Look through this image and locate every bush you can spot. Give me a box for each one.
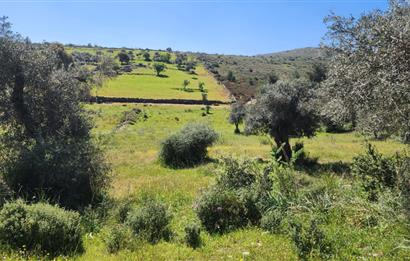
[2,139,110,210]
[104,225,133,254]
[396,155,410,213]
[216,157,258,190]
[291,220,333,260]
[115,198,133,223]
[159,123,218,168]
[126,200,172,243]
[0,200,83,256]
[184,223,201,249]
[0,178,12,207]
[195,188,248,234]
[260,209,285,234]
[80,197,112,233]
[352,144,397,199]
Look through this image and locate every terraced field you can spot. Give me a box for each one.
[66,47,230,102]
[94,64,230,101]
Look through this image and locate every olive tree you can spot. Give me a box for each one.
[229,102,246,134]
[143,51,151,61]
[153,63,166,76]
[245,80,319,161]
[118,52,130,64]
[183,79,190,91]
[0,18,109,209]
[321,1,410,140]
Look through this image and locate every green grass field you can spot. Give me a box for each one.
[62,103,407,261]
[66,47,230,101]
[94,64,230,101]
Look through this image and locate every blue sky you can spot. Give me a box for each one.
[1,0,388,55]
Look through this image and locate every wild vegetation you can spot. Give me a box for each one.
[0,1,409,260]
[197,47,329,99]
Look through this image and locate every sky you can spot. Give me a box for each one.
[1,0,388,55]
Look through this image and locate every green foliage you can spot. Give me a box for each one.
[117,52,130,64]
[322,1,410,137]
[183,79,190,91]
[291,220,333,260]
[307,62,327,83]
[142,51,151,61]
[153,62,166,76]
[228,101,246,134]
[104,225,133,254]
[0,200,83,257]
[268,72,279,84]
[118,107,148,127]
[198,81,205,92]
[216,156,258,190]
[80,198,112,233]
[246,80,319,162]
[0,178,12,208]
[260,209,285,234]
[397,156,410,213]
[159,123,218,168]
[184,223,201,249]
[2,139,110,210]
[199,47,327,99]
[126,199,172,243]
[352,144,397,199]
[115,198,133,223]
[153,52,171,64]
[0,23,110,210]
[227,71,236,82]
[195,187,248,234]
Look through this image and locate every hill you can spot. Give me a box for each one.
[66,45,328,101]
[196,47,329,99]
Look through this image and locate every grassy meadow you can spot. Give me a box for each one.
[61,103,407,261]
[66,47,230,101]
[94,64,230,101]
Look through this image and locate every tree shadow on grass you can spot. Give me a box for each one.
[171,88,200,93]
[157,74,169,78]
[295,160,351,176]
[160,157,218,170]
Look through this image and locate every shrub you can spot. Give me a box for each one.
[184,223,201,249]
[260,209,285,234]
[216,157,258,189]
[118,107,147,126]
[396,155,410,213]
[195,188,248,234]
[80,197,112,233]
[104,225,133,254]
[236,188,262,225]
[159,123,218,168]
[126,200,172,243]
[352,144,397,199]
[115,198,133,223]
[0,200,83,256]
[291,220,333,260]
[0,178,12,207]
[2,139,110,210]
